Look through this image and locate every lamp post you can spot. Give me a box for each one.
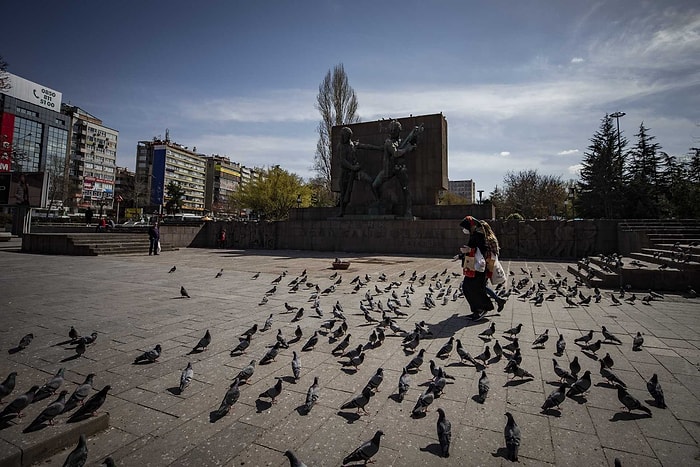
[610,111,625,155]
[477,190,484,205]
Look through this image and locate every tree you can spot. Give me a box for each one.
[577,114,627,218]
[314,63,360,203]
[230,165,308,221]
[624,123,664,218]
[0,55,10,91]
[492,170,567,219]
[165,181,185,214]
[44,153,68,218]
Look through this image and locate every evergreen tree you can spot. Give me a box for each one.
[625,123,663,218]
[577,115,627,218]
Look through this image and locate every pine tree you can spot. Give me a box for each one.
[625,123,663,218]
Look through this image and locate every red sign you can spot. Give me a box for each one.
[117,195,123,202]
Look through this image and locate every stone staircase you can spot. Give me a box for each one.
[567,220,700,292]
[22,233,178,256]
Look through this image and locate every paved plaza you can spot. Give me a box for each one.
[1,243,699,466]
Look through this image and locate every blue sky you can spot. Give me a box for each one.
[4,0,699,195]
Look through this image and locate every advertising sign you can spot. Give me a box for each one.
[5,73,62,111]
[0,172,46,207]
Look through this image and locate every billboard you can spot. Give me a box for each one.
[0,172,47,207]
[5,73,62,111]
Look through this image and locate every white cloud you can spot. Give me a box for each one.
[557,149,579,156]
[570,57,585,63]
[568,164,584,176]
[500,151,511,156]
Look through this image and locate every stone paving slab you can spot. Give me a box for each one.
[0,247,699,466]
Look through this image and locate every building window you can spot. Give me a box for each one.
[12,117,43,172]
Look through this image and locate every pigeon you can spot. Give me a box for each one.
[259,377,283,404]
[261,314,273,332]
[503,323,523,338]
[541,382,569,411]
[504,412,521,462]
[492,340,503,360]
[476,370,490,403]
[62,433,88,467]
[555,334,566,355]
[284,302,298,312]
[632,332,644,351]
[397,367,410,402]
[600,360,626,387]
[601,326,622,344]
[646,374,666,408]
[342,430,384,465]
[231,334,252,355]
[302,331,319,351]
[235,360,256,384]
[24,390,68,431]
[0,385,39,418]
[291,351,301,381]
[332,334,352,355]
[35,368,66,402]
[179,363,193,394]
[74,340,87,358]
[304,376,319,413]
[168,265,176,273]
[509,348,523,366]
[76,332,98,346]
[436,408,452,457]
[479,323,496,339]
[215,379,240,417]
[260,342,282,365]
[580,339,602,354]
[474,345,491,367]
[283,450,307,467]
[251,272,261,279]
[67,384,110,422]
[0,372,17,403]
[455,340,479,366]
[69,326,79,340]
[134,344,161,364]
[601,352,615,369]
[406,348,426,372]
[532,329,549,348]
[292,308,304,322]
[436,337,454,359]
[617,384,652,415]
[365,368,384,393]
[552,358,576,383]
[566,370,592,398]
[403,333,420,352]
[258,296,269,306]
[574,330,594,345]
[340,386,374,415]
[242,324,258,339]
[191,330,211,353]
[412,383,435,415]
[343,352,365,370]
[569,356,581,378]
[63,373,95,413]
[180,286,190,298]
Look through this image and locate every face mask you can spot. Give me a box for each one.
[462,228,470,235]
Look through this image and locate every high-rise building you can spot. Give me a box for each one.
[62,105,118,211]
[204,155,241,215]
[136,137,206,214]
[448,179,476,204]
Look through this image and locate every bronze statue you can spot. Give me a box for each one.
[337,127,381,217]
[372,120,422,218]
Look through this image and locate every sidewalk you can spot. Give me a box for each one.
[0,247,698,466]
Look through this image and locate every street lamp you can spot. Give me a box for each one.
[477,190,484,205]
[610,111,625,155]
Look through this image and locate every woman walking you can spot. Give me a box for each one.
[458,216,494,320]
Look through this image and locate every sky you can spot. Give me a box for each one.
[3,0,699,195]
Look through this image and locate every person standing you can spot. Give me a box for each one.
[218,227,227,248]
[458,216,494,320]
[482,221,508,312]
[148,222,160,255]
[85,206,93,226]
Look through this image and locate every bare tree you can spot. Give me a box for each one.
[0,55,10,91]
[314,64,360,200]
[45,153,68,218]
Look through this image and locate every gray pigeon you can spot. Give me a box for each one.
[566,370,592,398]
[412,383,435,416]
[69,326,80,340]
[231,334,252,355]
[600,360,626,387]
[503,323,523,338]
[179,363,193,394]
[476,370,490,403]
[0,385,39,418]
[555,334,566,355]
[504,412,521,462]
[180,286,190,298]
[479,323,496,340]
[332,334,351,354]
[601,326,622,344]
[474,345,491,367]
[17,333,34,350]
[552,359,576,383]
[25,390,68,431]
[569,356,581,378]
[260,342,282,365]
[365,368,384,393]
[437,407,452,457]
[62,434,88,467]
[580,339,602,354]
[304,376,319,413]
[342,352,365,370]
[302,331,318,351]
[291,351,301,381]
[532,329,549,348]
[283,450,307,467]
[340,386,374,415]
[455,340,479,367]
[69,385,110,421]
[259,377,283,404]
[436,337,454,359]
[235,360,256,384]
[35,368,65,402]
[261,314,273,332]
[632,332,644,351]
[342,430,384,465]
[215,379,240,417]
[397,367,410,402]
[601,353,615,369]
[574,330,594,345]
[646,373,666,408]
[63,373,95,413]
[102,457,116,467]
[406,348,426,372]
[542,383,569,411]
[505,362,534,380]
[276,329,290,349]
[0,372,17,403]
[617,384,652,415]
[191,330,211,352]
[134,345,161,364]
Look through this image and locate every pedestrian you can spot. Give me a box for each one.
[107,218,116,230]
[458,216,494,321]
[85,207,93,226]
[149,221,160,255]
[96,217,107,232]
[482,221,508,312]
[218,227,226,248]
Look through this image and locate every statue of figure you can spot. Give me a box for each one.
[372,120,420,218]
[337,126,381,217]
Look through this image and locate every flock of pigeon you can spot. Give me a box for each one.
[1,259,673,466]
